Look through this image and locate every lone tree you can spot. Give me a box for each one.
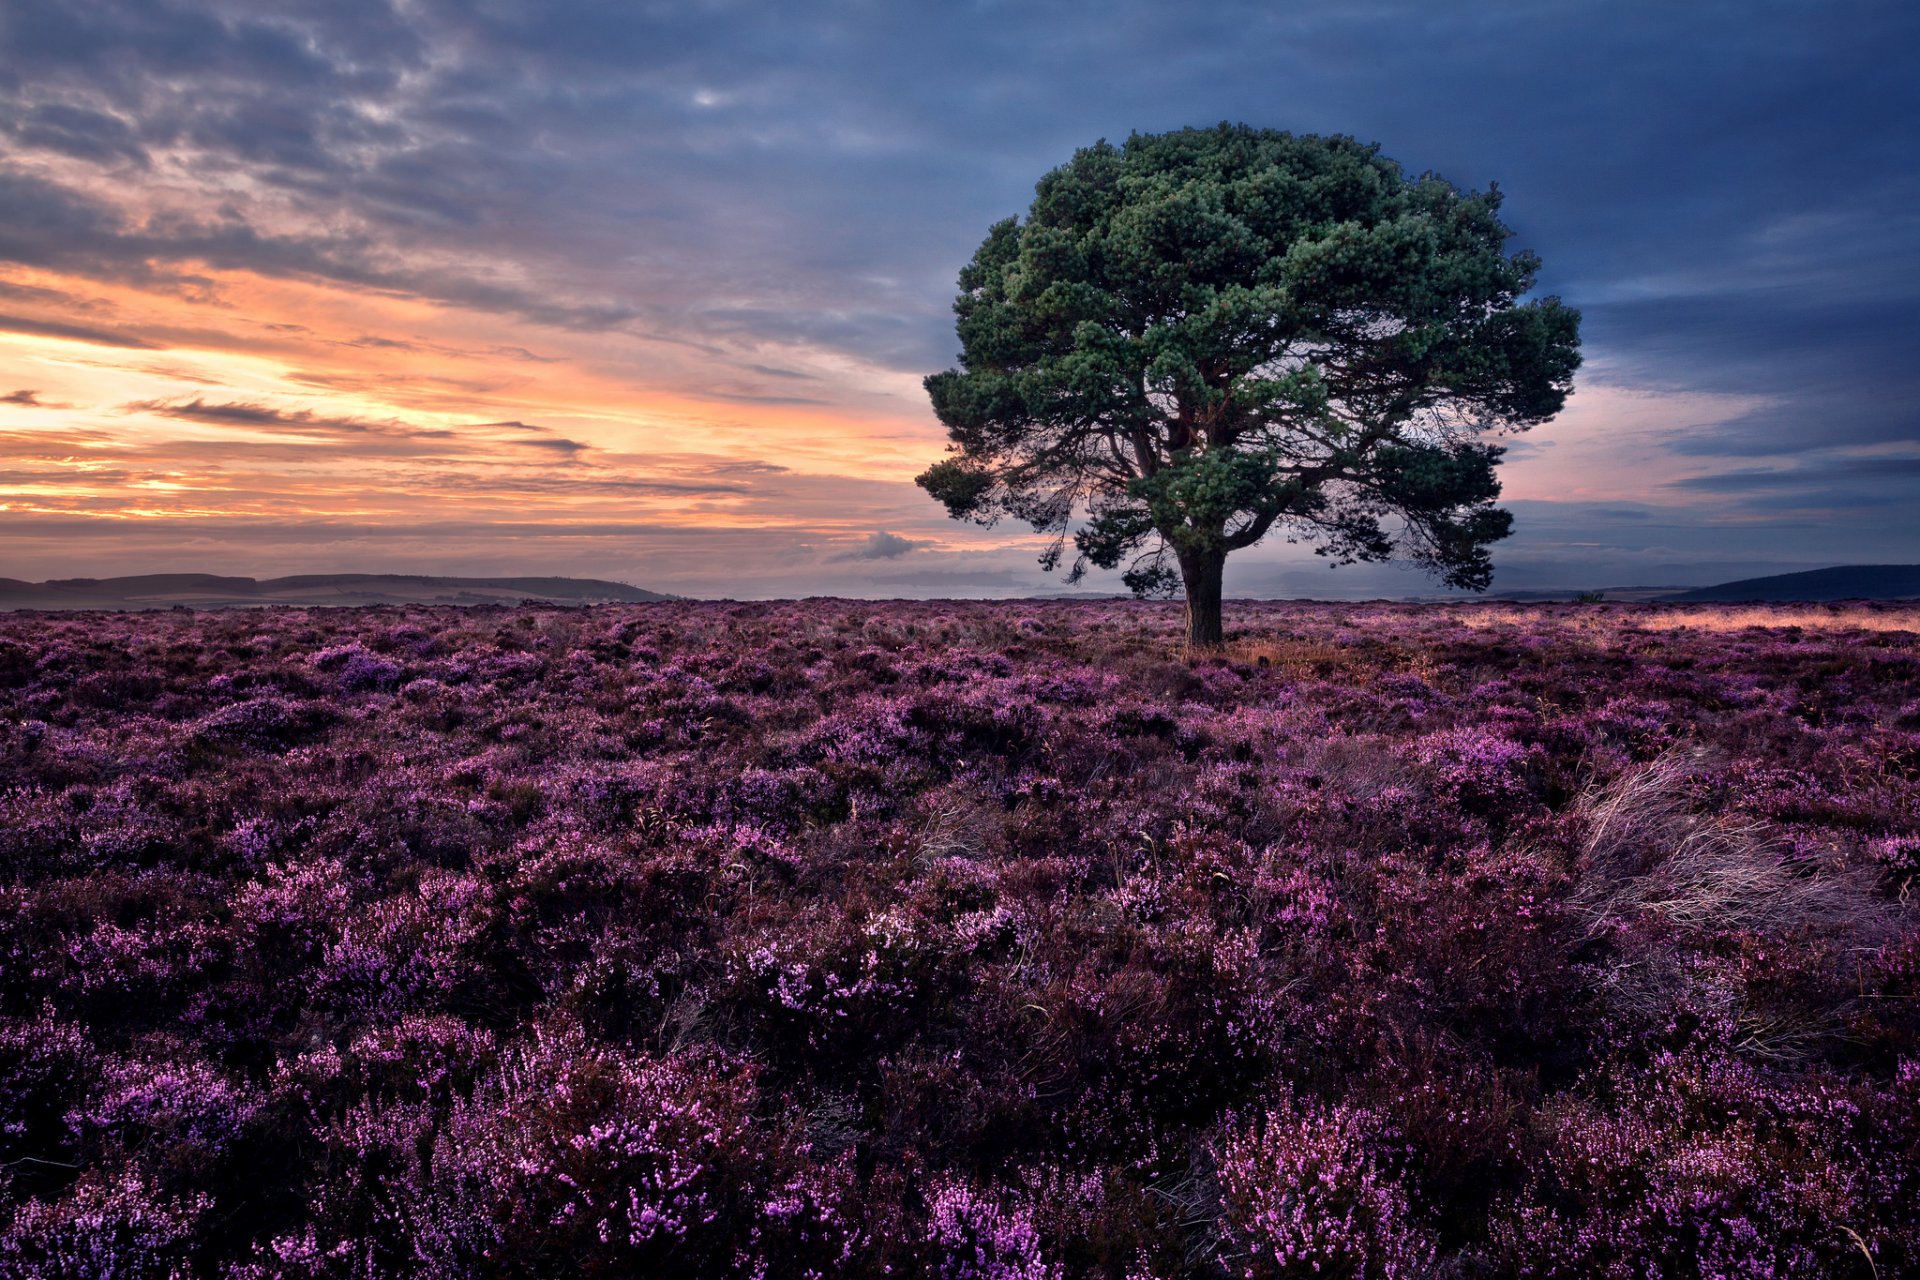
[917,125,1581,646]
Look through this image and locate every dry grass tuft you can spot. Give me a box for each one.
[1566,749,1899,1059]
[1570,751,1875,938]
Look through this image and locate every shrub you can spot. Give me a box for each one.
[0,600,1913,1274]
[1212,1097,1435,1278]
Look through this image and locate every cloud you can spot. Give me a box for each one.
[479,422,591,455]
[125,399,597,460]
[1582,288,1920,458]
[8,2,1914,396]
[1670,457,1920,493]
[0,167,645,333]
[691,389,834,407]
[843,530,925,560]
[0,310,160,349]
[4,101,150,168]
[131,398,400,430]
[392,471,750,498]
[2,389,58,406]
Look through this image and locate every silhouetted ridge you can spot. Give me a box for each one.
[0,573,676,610]
[1664,565,1920,602]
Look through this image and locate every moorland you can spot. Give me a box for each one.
[1,599,1916,1277]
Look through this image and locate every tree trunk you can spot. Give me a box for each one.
[1180,548,1226,649]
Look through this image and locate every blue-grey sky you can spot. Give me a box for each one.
[1,0,1915,596]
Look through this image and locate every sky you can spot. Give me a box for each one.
[1,0,1915,599]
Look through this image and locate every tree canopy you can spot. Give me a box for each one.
[917,124,1582,645]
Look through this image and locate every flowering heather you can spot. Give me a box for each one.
[0,599,1916,1277]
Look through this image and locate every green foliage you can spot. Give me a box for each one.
[917,123,1582,614]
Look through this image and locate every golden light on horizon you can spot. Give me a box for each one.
[0,253,966,591]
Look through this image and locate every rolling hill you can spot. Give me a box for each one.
[0,574,675,610]
[1663,564,1920,603]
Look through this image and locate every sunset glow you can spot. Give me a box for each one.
[0,254,988,594]
[3,1,1914,595]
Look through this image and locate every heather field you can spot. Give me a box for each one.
[2,599,1918,1279]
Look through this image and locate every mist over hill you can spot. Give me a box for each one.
[0,574,674,611]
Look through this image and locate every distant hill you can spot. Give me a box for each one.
[0,574,676,611]
[1483,586,1691,604]
[1663,565,1920,603]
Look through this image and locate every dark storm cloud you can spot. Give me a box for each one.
[2,0,1915,579]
